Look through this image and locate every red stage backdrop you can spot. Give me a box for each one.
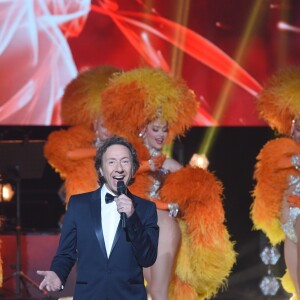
[1,0,300,126]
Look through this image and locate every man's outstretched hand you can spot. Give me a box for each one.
[37,270,62,292]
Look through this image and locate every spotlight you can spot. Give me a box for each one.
[0,181,14,202]
[189,153,209,169]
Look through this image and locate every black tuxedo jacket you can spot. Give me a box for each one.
[50,188,158,300]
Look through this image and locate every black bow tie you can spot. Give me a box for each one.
[105,193,116,204]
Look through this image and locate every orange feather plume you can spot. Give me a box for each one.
[160,166,236,299]
[257,67,300,135]
[61,65,120,126]
[101,68,199,141]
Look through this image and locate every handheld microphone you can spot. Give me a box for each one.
[117,181,127,228]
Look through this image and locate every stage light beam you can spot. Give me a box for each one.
[199,0,266,157]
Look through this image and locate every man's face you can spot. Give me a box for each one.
[100,144,132,193]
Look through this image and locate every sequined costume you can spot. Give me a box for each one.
[281,175,300,244]
[281,207,300,243]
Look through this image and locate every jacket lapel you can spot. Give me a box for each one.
[110,222,122,254]
[90,189,108,260]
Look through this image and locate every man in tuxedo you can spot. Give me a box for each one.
[37,136,159,300]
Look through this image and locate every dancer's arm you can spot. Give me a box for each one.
[66,147,96,160]
[136,155,166,174]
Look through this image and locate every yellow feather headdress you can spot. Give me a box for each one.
[100,68,199,141]
[61,65,120,126]
[257,66,300,135]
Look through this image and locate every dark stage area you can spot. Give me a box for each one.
[0,126,291,299]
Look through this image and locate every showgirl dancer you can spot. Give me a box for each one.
[100,67,236,300]
[251,67,300,299]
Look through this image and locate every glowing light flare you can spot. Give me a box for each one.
[0,182,14,202]
[215,21,232,31]
[91,4,262,97]
[189,153,209,169]
[277,21,300,33]
[270,2,289,10]
[270,4,280,9]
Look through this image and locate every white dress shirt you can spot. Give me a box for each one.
[101,185,120,257]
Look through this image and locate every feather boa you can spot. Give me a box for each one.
[129,139,236,299]
[44,125,98,202]
[251,137,300,245]
[252,137,300,298]
[161,166,236,299]
[281,271,297,300]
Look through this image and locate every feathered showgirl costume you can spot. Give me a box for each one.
[251,67,300,299]
[101,68,236,299]
[44,65,120,202]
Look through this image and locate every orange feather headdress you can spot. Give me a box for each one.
[100,68,199,142]
[257,66,300,135]
[61,65,120,126]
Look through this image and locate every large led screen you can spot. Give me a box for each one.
[1,0,300,126]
